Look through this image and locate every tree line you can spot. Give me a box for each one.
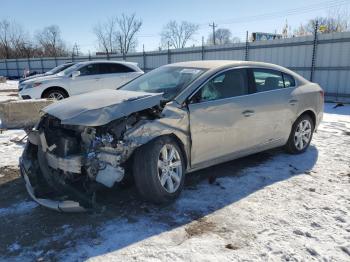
[0,11,349,59]
[0,20,68,59]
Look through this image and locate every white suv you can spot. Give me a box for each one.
[18,61,144,100]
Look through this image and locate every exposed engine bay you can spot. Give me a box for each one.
[20,106,162,211]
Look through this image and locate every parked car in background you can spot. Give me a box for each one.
[18,61,144,100]
[19,62,76,83]
[20,60,323,211]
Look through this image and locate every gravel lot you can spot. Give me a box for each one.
[0,81,349,261]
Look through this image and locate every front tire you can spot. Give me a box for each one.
[285,114,314,154]
[133,136,185,204]
[43,88,68,100]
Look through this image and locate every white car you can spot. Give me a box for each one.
[18,61,144,100]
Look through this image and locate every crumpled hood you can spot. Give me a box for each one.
[42,89,163,126]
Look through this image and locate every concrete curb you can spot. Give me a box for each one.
[0,99,54,129]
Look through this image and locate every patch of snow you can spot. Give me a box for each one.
[0,201,38,217]
[0,92,18,102]
[0,129,26,167]
[7,242,21,252]
[0,80,19,102]
[0,80,18,90]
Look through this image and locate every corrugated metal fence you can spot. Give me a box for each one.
[0,31,350,102]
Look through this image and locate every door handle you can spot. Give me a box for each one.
[289,99,298,105]
[94,78,101,80]
[242,110,255,117]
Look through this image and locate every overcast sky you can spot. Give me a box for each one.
[1,0,349,53]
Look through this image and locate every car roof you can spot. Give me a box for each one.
[74,60,142,71]
[167,60,307,83]
[76,60,137,66]
[166,60,287,70]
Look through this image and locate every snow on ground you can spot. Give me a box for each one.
[0,92,18,102]
[0,129,26,167]
[0,103,349,261]
[0,80,19,102]
[61,103,350,262]
[0,80,18,90]
[0,201,38,217]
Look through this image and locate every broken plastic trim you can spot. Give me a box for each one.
[19,157,86,212]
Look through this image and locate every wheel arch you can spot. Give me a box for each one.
[296,109,317,127]
[134,133,189,170]
[41,86,69,99]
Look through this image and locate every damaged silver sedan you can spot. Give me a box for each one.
[20,60,324,212]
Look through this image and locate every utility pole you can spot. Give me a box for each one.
[72,43,80,57]
[209,22,218,45]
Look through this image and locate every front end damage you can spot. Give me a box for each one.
[20,88,191,212]
[20,106,164,212]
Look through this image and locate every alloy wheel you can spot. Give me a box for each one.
[157,144,182,193]
[48,92,65,100]
[294,119,312,151]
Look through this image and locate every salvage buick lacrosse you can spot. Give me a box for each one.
[20,60,324,211]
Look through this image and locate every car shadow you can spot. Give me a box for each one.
[0,145,318,261]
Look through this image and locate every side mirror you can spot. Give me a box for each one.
[71,71,80,79]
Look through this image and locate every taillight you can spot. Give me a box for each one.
[319,90,324,101]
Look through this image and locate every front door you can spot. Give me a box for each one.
[68,63,102,95]
[188,68,258,166]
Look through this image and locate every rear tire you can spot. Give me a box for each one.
[285,114,314,154]
[133,136,185,204]
[43,88,68,100]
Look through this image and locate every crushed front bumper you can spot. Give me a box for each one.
[19,157,86,212]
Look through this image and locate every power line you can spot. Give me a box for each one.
[198,0,350,27]
[133,0,350,40]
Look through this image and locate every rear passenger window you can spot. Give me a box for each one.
[252,69,284,92]
[283,73,296,87]
[97,63,135,74]
[109,63,135,73]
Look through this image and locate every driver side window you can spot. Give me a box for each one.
[79,64,100,76]
[191,69,248,103]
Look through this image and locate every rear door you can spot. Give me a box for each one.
[99,63,139,89]
[247,68,298,146]
[188,68,260,166]
[68,63,102,95]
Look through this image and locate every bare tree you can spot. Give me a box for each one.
[231,37,241,43]
[282,20,292,38]
[161,21,199,48]
[93,17,118,56]
[116,14,142,55]
[0,19,12,58]
[94,14,142,55]
[0,19,35,59]
[35,25,67,57]
[207,28,233,45]
[294,9,349,36]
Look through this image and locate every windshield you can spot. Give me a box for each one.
[46,63,74,75]
[120,66,206,100]
[57,63,82,76]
